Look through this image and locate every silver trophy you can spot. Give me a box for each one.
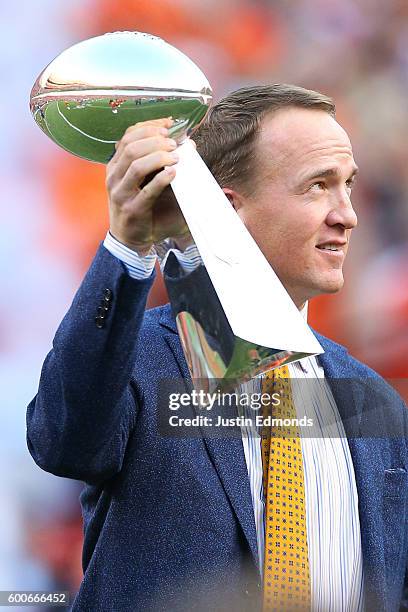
[30,31,322,391]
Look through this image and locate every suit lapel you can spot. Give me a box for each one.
[198,426,260,568]
[160,306,259,568]
[316,334,387,611]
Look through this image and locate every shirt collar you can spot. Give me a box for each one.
[294,302,310,373]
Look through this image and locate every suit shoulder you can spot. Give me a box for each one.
[316,331,381,377]
[317,332,406,408]
[141,304,166,326]
[138,303,173,341]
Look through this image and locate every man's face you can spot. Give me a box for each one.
[230,107,358,308]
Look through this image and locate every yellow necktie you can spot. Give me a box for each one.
[261,365,311,611]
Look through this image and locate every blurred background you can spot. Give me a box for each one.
[2,0,408,607]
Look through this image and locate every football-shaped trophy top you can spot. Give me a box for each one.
[30,31,213,163]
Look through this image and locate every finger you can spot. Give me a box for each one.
[110,136,178,181]
[136,166,177,211]
[112,126,171,165]
[120,150,179,193]
[113,117,173,155]
[110,127,167,167]
[124,117,173,136]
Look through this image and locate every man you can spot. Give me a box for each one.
[26,84,408,611]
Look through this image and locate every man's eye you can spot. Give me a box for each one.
[346,178,356,191]
[309,181,325,191]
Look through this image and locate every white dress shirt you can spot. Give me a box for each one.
[103,232,365,612]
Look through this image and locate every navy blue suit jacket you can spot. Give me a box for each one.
[26,246,408,611]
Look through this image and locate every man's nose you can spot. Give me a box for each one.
[326,190,358,229]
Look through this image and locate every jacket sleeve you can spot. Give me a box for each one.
[26,244,154,485]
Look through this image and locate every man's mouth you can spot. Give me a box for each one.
[315,241,347,256]
[316,244,341,251]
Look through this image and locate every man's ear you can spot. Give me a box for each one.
[222,187,246,212]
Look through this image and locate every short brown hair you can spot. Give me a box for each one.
[192,83,335,193]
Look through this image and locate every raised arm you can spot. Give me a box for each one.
[26,118,191,485]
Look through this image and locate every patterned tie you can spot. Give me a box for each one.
[261,365,311,611]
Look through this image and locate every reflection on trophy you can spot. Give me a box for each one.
[30,31,212,162]
[30,31,323,391]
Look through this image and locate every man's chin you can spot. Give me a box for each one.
[317,276,344,295]
[305,275,344,300]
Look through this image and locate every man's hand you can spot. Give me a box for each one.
[106,118,193,255]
